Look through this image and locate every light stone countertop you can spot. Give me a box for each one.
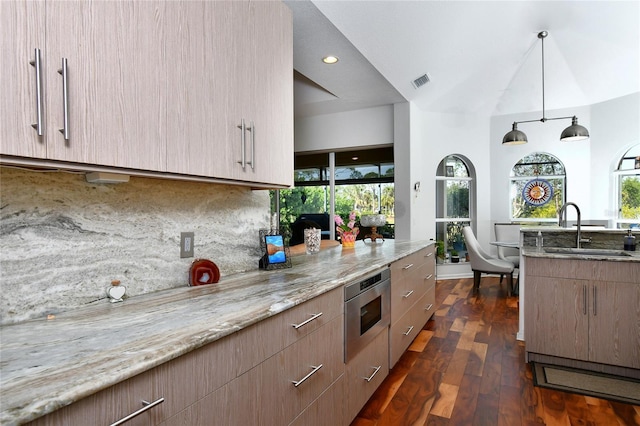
[0,239,431,426]
[521,247,640,262]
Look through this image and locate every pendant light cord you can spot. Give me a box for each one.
[540,31,546,121]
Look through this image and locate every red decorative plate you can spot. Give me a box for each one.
[189,259,220,286]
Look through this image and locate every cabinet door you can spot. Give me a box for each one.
[46,1,166,170]
[244,0,293,187]
[524,276,589,360]
[165,0,243,179]
[0,1,47,158]
[165,0,293,187]
[589,281,640,368]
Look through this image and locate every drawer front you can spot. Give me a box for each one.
[228,314,345,425]
[389,308,421,368]
[390,248,429,283]
[391,250,430,323]
[27,368,159,426]
[289,375,345,426]
[235,287,343,376]
[345,329,389,422]
[414,285,436,328]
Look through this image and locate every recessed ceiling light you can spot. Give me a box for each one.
[351,156,359,161]
[322,56,339,64]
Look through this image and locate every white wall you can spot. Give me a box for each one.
[409,109,492,245]
[393,102,412,240]
[294,105,394,152]
[591,93,640,222]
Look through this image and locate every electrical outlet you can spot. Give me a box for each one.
[180,232,194,258]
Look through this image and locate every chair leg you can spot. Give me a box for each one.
[499,273,504,284]
[473,270,481,292]
[507,273,513,297]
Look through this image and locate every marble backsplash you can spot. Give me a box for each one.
[0,167,271,325]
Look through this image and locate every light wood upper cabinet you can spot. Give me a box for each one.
[166,0,293,187]
[1,1,46,158]
[3,0,293,187]
[1,1,166,171]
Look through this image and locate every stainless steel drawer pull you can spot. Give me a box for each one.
[426,252,433,257]
[402,263,414,270]
[403,325,414,336]
[30,48,44,136]
[364,365,382,382]
[247,120,254,170]
[237,119,246,169]
[109,397,165,426]
[425,274,433,280]
[58,58,69,140]
[292,364,323,387]
[425,303,433,311]
[292,312,323,329]
[403,290,414,299]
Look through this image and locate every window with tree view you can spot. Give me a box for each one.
[510,152,565,222]
[436,155,474,262]
[270,148,395,245]
[616,144,640,229]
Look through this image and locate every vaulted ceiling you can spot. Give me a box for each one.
[287,1,640,119]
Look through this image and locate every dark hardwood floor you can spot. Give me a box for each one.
[350,277,640,426]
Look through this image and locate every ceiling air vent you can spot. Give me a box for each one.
[412,73,431,89]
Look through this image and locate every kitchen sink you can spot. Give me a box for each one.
[543,247,633,257]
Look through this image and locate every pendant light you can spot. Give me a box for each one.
[502,31,589,145]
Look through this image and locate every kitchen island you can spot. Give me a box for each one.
[0,239,431,425]
[521,243,640,379]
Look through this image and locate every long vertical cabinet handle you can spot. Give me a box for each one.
[58,58,69,140]
[583,284,587,315]
[246,121,254,170]
[236,119,246,169]
[29,48,44,135]
[593,286,597,316]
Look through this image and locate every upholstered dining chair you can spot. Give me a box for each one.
[494,223,521,269]
[462,226,515,295]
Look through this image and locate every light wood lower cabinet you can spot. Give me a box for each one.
[525,257,640,370]
[389,244,436,368]
[289,376,345,426]
[164,314,344,426]
[27,331,240,426]
[345,329,389,422]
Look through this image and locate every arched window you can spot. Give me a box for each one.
[510,152,565,222]
[435,155,475,262]
[615,144,640,229]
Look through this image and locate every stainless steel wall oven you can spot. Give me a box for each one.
[344,268,391,362]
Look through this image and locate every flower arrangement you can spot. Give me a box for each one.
[335,211,359,248]
[334,211,359,236]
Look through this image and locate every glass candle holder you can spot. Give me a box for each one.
[304,228,321,254]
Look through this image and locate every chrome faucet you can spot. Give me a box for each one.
[558,202,591,248]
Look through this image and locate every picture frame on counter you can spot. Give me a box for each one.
[259,232,292,270]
